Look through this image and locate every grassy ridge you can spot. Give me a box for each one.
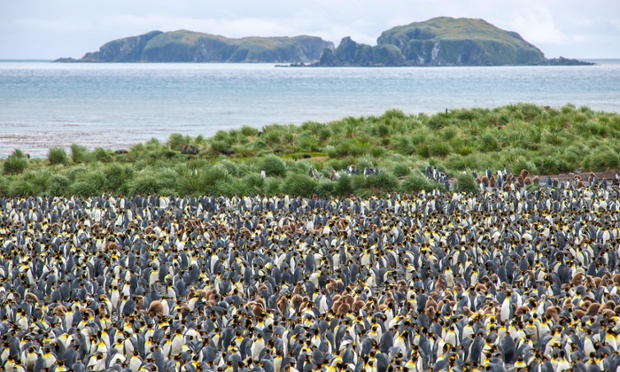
[1,103,619,197]
[376,17,547,65]
[76,29,332,63]
[379,17,526,44]
[144,31,321,51]
[141,31,330,63]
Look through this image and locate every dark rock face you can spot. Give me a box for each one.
[337,37,361,64]
[319,37,370,66]
[318,48,338,66]
[547,57,595,66]
[319,37,402,67]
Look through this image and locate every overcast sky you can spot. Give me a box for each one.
[1,0,618,60]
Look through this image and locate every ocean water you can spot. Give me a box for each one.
[1,60,619,158]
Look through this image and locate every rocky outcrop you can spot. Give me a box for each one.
[315,17,593,67]
[80,31,164,62]
[318,37,406,67]
[319,37,374,66]
[58,30,333,63]
[546,57,595,66]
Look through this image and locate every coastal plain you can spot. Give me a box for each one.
[1,103,620,371]
[1,184,620,371]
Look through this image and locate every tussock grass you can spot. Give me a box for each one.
[262,155,287,177]
[168,133,193,150]
[71,170,107,195]
[71,144,89,163]
[334,174,354,196]
[69,181,102,196]
[366,172,399,193]
[128,171,173,196]
[282,174,317,197]
[583,147,620,172]
[392,162,412,177]
[46,175,71,196]
[1,104,619,197]
[48,147,69,165]
[202,166,229,189]
[402,172,445,193]
[24,170,51,192]
[456,173,479,194]
[240,125,259,137]
[315,180,336,197]
[401,173,430,193]
[3,150,29,175]
[93,148,114,163]
[8,178,39,197]
[104,164,134,193]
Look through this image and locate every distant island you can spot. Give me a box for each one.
[55,31,333,63]
[317,17,593,67]
[55,17,593,66]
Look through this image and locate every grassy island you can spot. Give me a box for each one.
[1,103,619,197]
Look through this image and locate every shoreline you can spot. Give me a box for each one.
[1,104,619,198]
[3,61,620,159]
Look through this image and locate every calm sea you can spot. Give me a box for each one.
[1,60,619,157]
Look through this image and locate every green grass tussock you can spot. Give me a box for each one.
[582,147,620,172]
[70,144,89,163]
[46,175,71,196]
[48,147,69,165]
[282,174,317,198]
[3,150,29,175]
[456,173,479,194]
[262,155,287,178]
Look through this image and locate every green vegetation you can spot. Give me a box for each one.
[456,173,479,194]
[377,17,547,66]
[1,104,619,197]
[3,149,29,175]
[48,147,69,165]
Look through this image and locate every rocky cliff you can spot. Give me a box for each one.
[317,17,592,67]
[62,30,333,63]
[79,31,164,62]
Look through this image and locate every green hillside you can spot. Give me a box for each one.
[76,30,334,63]
[376,17,546,65]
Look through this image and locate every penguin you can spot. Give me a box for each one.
[2,186,619,372]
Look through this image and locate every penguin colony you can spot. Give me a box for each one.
[1,180,620,372]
